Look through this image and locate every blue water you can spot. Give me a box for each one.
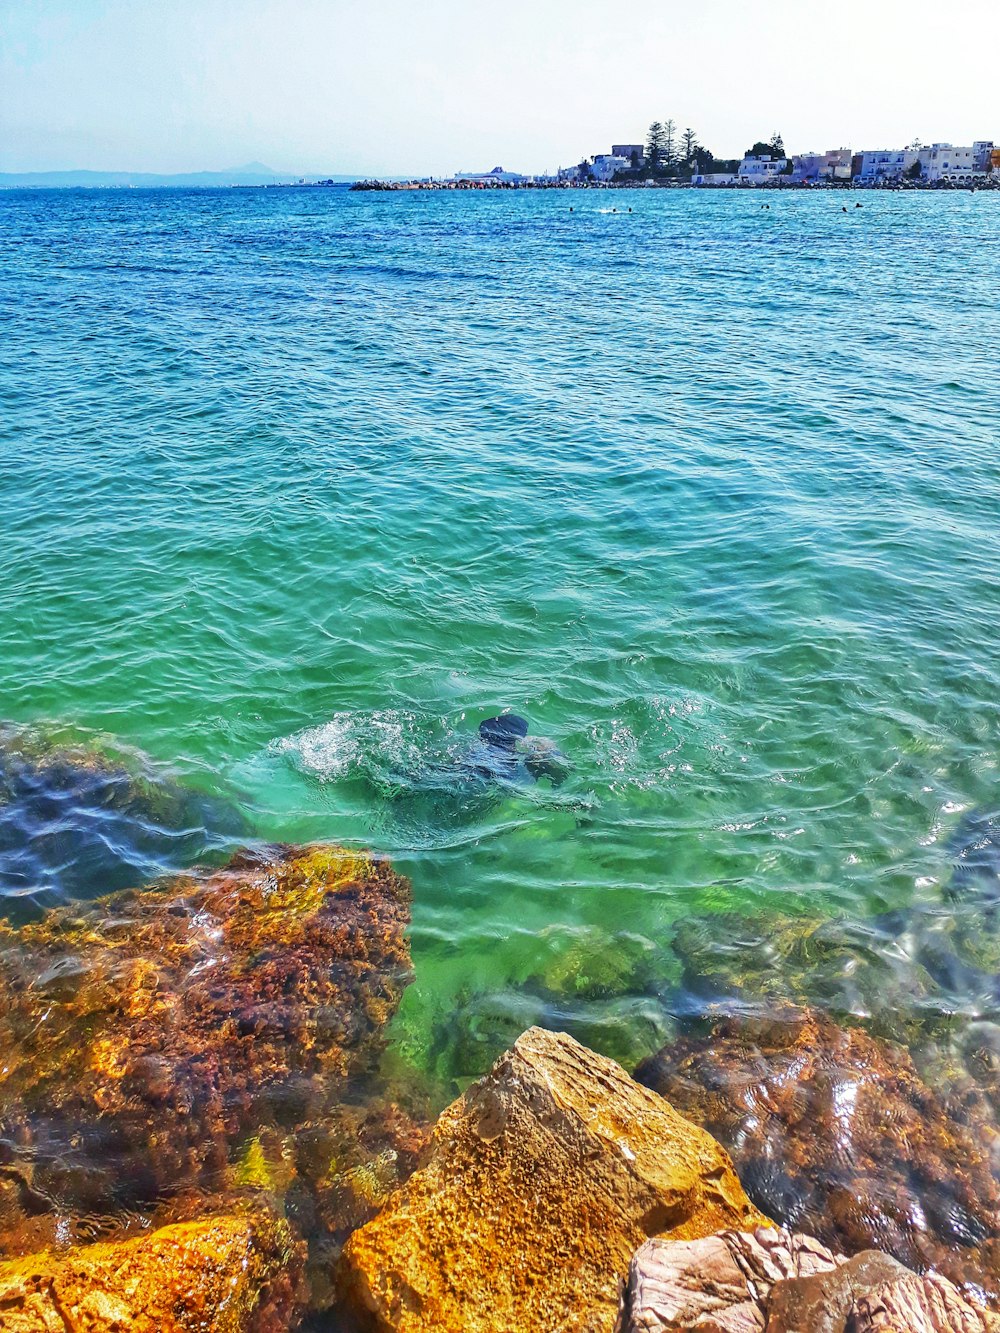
[2,184,1000,1089]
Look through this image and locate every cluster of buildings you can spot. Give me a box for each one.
[355,137,1000,192]
[568,140,1000,186]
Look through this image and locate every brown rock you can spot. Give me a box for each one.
[621,1233,1000,1333]
[635,1010,1000,1297]
[765,1250,1000,1332]
[623,1227,842,1333]
[0,844,412,1231]
[0,1211,302,1332]
[340,1026,769,1333]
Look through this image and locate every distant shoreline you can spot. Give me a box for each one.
[3,177,997,194]
[349,177,1000,194]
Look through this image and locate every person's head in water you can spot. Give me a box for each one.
[479,715,529,752]
[478,714,569,785]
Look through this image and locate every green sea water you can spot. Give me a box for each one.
[2,185,1000,1096]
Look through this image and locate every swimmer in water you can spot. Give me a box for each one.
[471,715,570,786]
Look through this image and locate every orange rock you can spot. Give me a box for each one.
[339,1027,768,1333]
[0,1212,302,1332]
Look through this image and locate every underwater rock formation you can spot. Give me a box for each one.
[417,934,673,1094]
[670,909,940,1041]
[282,1097,432,1309]
[635,1009,1000,1301]
[339,1026,768,1333]
[0,843,413,1234]
[622,1230,1000,1333]
[948,807,1000,907]
[0,722,246,907]
[0,1211,303,1332]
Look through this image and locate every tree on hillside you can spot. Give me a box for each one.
[646,122,666,171]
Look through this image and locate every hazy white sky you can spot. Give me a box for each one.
[2,0,998,175]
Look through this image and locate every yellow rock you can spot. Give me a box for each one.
[339,1026,768,1333]
[0,1212,302,1332]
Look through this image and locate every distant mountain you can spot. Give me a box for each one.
[0,164,358,189]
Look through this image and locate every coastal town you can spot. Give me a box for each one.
[353,127,1000,190]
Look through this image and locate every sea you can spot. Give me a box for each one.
[2,183,1000,1097]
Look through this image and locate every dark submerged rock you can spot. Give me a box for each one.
[670,909,941,1042]
[949,807,1000,906]
[0,722,246,908]
[471,714,570,786]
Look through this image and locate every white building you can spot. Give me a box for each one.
[922,142,994,182]
[737,154,789,183]
[855,148,923,181]
[690,172,736,186]
[791,148,852,182]
[589,154,631,182]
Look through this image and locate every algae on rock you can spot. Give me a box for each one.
[0,842,413,1241]
[670,908,940,1041]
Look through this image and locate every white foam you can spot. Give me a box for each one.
[274,709,428,783]
[274,714,359,781]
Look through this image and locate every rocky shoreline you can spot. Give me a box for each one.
[2,723,1000,1329]
[2,1023,997,1330]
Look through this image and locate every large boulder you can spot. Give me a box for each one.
[0,843,413,1233]
[621,1230,1000,1333]
[0,1212,302,1332]
[339,1026,769,1333]
[635,1009,1000,1300]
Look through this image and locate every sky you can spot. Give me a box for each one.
[2,0,999,176]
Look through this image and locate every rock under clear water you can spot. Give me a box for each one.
[0,842,416,1270]
[635,1008,1000,1303]
[0,723,246,909]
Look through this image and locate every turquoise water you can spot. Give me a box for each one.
[2,185,1000,1091]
